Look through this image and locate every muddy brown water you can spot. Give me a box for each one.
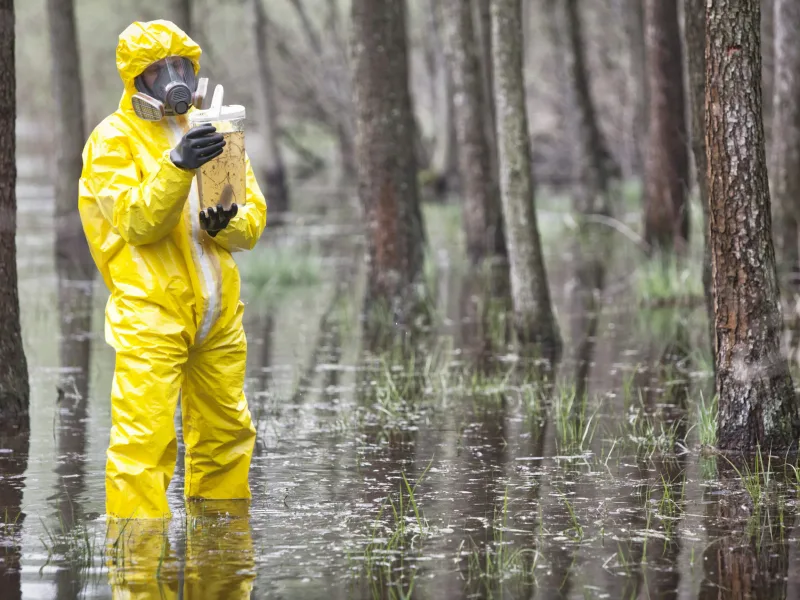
[2,195,799,599]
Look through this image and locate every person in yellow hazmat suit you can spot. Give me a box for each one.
[78,20,267,520]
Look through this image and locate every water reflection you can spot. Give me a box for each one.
[0,428,30,600]
[699,458,796,600]
[17,211,800,598]
[107,501,255,599]
[51,274,93,599]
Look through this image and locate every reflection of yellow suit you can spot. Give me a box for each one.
[79,20,266,519]
[108,501,254,600]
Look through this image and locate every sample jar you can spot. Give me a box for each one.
[188,105,247,211]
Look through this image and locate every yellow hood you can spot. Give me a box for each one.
[116,20,201,91]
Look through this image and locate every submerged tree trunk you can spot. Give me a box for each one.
[769,0,800,279]
[563,0,612,215]
[706,0,799,452]
[351,0,426,338]
[253,0,289,216]
[491,0,561,359]
[0,427,29,600]
[0,1,29,427]
[684,0,715,370]
[643,0,689,252]
[442,0,503,264]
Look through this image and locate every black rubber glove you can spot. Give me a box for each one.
[170,124,225,170]
[200,203,238,237]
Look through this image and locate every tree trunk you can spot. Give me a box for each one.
[473,0,498,173]
[643,0,689,252]
[427,0,459,194]
[706,0,799,452]
[253,0,290,216]
[173,0,192,36]
[563,0,612,216]
[769,0,800,279]
[684,0,716,372]
[351,0,426,336]
[621,0,647,179]
[47,0,96,415]
[762,0,775,143]
[442,0,503,264]
[491,0,561,359]
[0,1,29,427]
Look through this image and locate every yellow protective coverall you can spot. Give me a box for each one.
[78,20,267,519]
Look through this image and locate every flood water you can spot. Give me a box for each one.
[3,179,800,599]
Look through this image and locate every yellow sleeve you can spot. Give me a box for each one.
[209,154,268,252]
[82,123,194,246]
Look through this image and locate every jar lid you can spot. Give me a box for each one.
[189,104,246,123]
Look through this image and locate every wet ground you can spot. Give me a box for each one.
[3,184,800,599]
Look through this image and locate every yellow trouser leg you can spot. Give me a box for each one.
[182,314,256,500]
[106,304,188,519]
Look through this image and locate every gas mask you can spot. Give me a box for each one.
[131,56,208,121]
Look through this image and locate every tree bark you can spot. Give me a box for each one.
[643,0,690,252]
[0,1,29,427]
[253,0,290,216]
[491,0,561,359]
[563,0,612,216]
[769,0,800,278]
[706,0,799,452]
[762,0,775,142]
[442,0,504,264]
[351,0,426,336]
[684,0,716,371]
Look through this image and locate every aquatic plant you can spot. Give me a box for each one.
[463,487,539,597]
[696,392,717,448]
[354,464,432,599]
[552,384,596,453]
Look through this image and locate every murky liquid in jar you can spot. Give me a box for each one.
[196,130,246,210]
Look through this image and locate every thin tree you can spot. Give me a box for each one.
[563,0,612,215]
[351,0,426,337]
[0,0,29,427]
[173,0,192,36]
[491,0,561,358]
[706,0,799,451]
[622,0,647,178]
[769,0,800,279]
[252,0,290,216]
[684,0,715,366]
[473,0,498,172]
[47,0,95,408]
[442,0,504,264]
[425,0,459,194]
[643,0,689,252]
